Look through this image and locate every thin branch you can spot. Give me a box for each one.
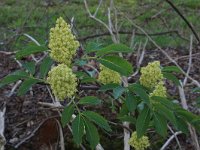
[123,122,130,150]
[38,102,64,109]
[128,39,147,81]
[0,51,15,55]
[14,116,59,148]
[78,30,180,41]
[165,0,200,43]
[79,85,100,90]
[55,119,65,150]
[84,64,99,74]
[164,52,200,65]
[23,33,40,46]
[0,107,6,150]
[167,125,182,150]
[160,131,182,150]
[126,18,200,87]
[7,80,22,97]
[83,0,117,43]
[93,0,103,17]
[178,82,200,150]
[83,0,110,32]
[108,121,132,133]
[183,35,193,86]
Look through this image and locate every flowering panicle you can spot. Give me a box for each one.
[140,61,163,89]
[128,132,150,150]
[98,64,121,85]
[150,81,167,98]
[47,64,77,100]
[48,17,79,66]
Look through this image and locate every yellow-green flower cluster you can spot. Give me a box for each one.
[150,81,167,97]
[140,61,163,89]
[128,132,150,150]
[47,64,77,100]
[48,17,79,66]
[98,64,121,85]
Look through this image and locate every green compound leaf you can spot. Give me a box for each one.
[176,116,189,134]
[129,84,150,105]
[118,103,129,117]
[191,118,200,132]
[85,42,103,53]
[80,77,97,83]
[79,96,101,105]
[192,87,200,93]
[96,43,132,56]
[39,57,53,79]
[118,116,136,124]
[113,86,126,99]
[83,118,100,149]
[136,106,151,138]
[22,61,35,75]
[154,103,177,127]
[175,108,198,122]
[17,78,40,96]
[99,55,133,76]
[16,44,48,60]
[99,83,119,92]
[83,111,112,132]
[0,75,21,88]
[125,92,137,112]
[0,70,30,88]
[74,59,87,66]
[151,96,175,110]
[75,71,88,79]
[61,104,74,127]
[153,112,167,137]
[162,66,182,73]
[72,114,84,145]
[163,72,180,86]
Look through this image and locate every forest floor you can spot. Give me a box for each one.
[1,0,200,150]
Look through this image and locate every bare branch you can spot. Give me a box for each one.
[128,39,147,80]
[183,35,193,86]
[165,0,200,43]
[0,107,6,150]
[125,18,200,87]
[167,125,182,150]
[8,80,22,97]
[78,30,180,42]
[83,0,117,43]
[93,0,103,17]
[160,131,182,150]
[178,83,200,150]
[23,33,40,46]
[55,119,65,150]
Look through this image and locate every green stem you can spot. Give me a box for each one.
[72,97,81,115]
[81,55,97,60]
